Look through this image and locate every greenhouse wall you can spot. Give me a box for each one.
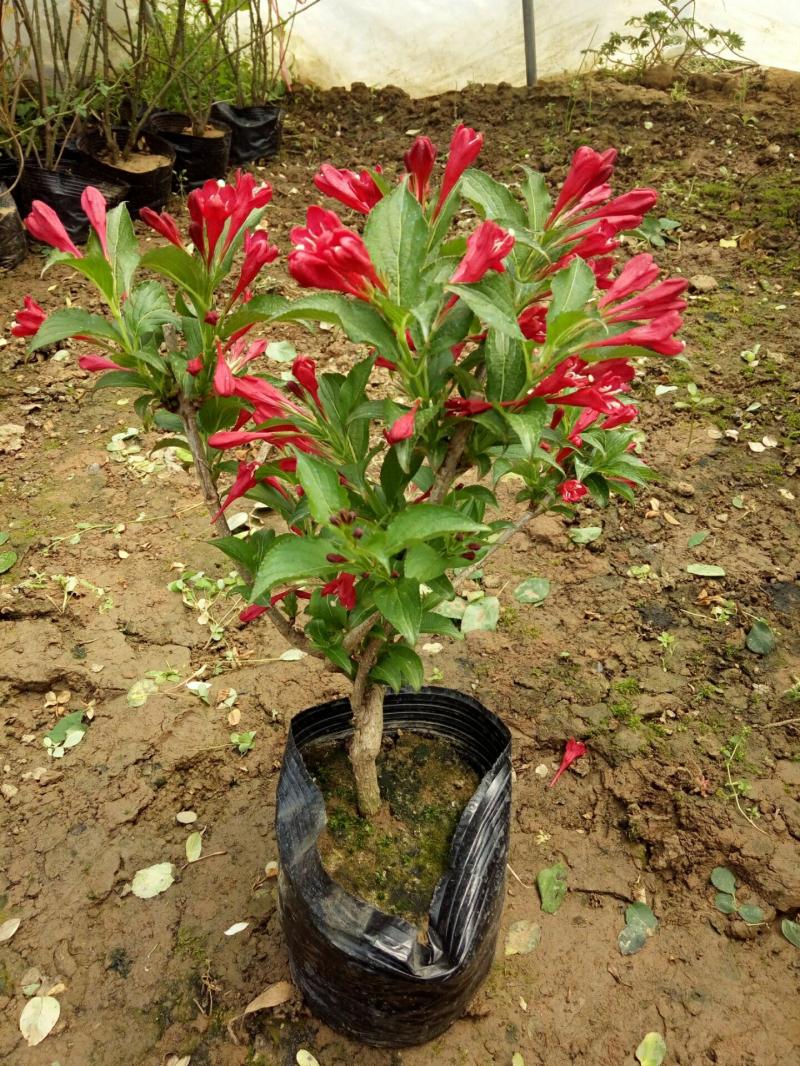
[289,1,800,96]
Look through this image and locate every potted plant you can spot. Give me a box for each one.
[0,0,130,242]
[211,0,311,164]
[14,128,686,1044]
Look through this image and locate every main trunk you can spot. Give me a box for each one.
[349,682,384,816]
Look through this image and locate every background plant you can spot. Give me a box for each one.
[584,0,748,77]
[17,130,686,817]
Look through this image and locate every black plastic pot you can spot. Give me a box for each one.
[210,101,283,165]
[76,128,176,216]
[0,182,27,269]
[276,687,511,1047]
[146,112,232,191]
[15,153,129,245]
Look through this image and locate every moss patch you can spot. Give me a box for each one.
[305,733,480,925]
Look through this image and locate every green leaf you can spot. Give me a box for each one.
[625,902,658,931]
[636,1032,667,1066]
[687,530,709,548]
[383,505,486,555]
[569,525,602,545]
[746,619,776,655]
[105,201,140,298]
[212,530,276,576]
[266,340,297,362]
[44,711,86,747]
[252,536,336,600]
[363,181,429,307]
[405,543,448,581]
[92,370,150,391]
[373,581,422,645]
[295,453,348,524]
[31,308,122,350]
[268,293,403,364]
[514,577,550,605]
[131,862,175,899]
[536,863,568,914]
[123,280,177,343]
[618,922,648,956]
[503,401,547,458]
[67,250,116,305]
[737,903,765,925]
[460,170,527,228]
[512,1055,526,1066]
[185,831,203,863]
[781,918,800,948]
[141,246,209,310]
[710,866,736,895]
[370,644,423,692]
[485,328,526,402]
[0,550,17,574]
[687,563,726,578]
[520,166,552,230]
[419,611,462,639]
[461,596,500,633]
[715,892,737,914]
[448,273,524,339]
[547,258,595,322]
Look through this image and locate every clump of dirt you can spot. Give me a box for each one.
[305,732,479,923]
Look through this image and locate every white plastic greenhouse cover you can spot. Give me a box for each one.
[289,0,800,95]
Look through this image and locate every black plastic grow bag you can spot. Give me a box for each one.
[146,112,232,190]
[12,148,129,245]
[210,102,283,165]
[276,687,512,1047]
[0,182,27,269]
[76,128,175,216]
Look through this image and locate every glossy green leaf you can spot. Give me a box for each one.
[364,181,429,307]
[485,328,526,402]
[503,400,547,459]
[31,308,122,350]
[383,505,486,555]
[373,581,422,646]
[141,245,208,309]
[746,619,776,655]
[295,453,348,524]
[370,644,424,692]
[460,170,527,228]
[448,273,523,339]
[252,536,336,599]
[405,543,448,581]
[547,258,595,321]
[267,292,403,363]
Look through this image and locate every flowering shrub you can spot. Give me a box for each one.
[16,128,686,814]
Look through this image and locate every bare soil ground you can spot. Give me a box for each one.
[1,70,799,1066]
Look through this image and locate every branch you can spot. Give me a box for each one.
[429,420,472,505]
[176,391,322,660]
[454,497,553,587]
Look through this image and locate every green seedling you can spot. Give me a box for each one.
[168,568,242,643]
[618,901,658,955]
[710,866,765,925]
[231,731,256,755]
[656,630,676,669]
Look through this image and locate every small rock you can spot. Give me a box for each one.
[689,274,718,294]
[1,782,19,800]
[765,142,782,158]
[673,480,696,497]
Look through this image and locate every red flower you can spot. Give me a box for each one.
[288,206,385,300]
[188,171,272,264]
[451,220,515,285]
[558,479,588,503]
[231,229,279,304]
[547,147,617,225]
[574,187,658,234]
[25,200,82,257]
[384,401,419,444]
[11,296,46,338]
[404,136,437,205]
[208,428,319,453]
[434,124,483,216]
[548,738,587,787]
[81,186,108,258]
[204,310,220,325]
[291,355,320,405]
[186,357,204,375]
[518,303,547,342]
[445,397,493,416]
[313,163,382,214]
[240,603,268,623]
[587,313,685,357]
[598,254,687,323]
[140,207,183,248]
[375,354,397,371]
[212,460,258,523]
[321,572,357,610]
[78,353,125,372]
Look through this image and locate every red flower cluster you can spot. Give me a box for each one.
[187,171,273,264]
[288,206,385,300]
[313,164,382,214]
[594,252,688,357]
[230,230,279,304]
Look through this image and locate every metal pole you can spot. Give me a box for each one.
[521,0,537,87]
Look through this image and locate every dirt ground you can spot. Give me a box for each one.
[1,69,799,1066]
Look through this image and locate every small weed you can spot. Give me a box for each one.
[168,567,243,643]
[720,729,765,834]
[657,631,676,669]
[614,678,641,696]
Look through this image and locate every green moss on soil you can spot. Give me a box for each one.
[305,733,480,925]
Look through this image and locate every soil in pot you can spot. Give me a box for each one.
[305,732,480,924]
[146,112,232,190]
[76,129,175,215]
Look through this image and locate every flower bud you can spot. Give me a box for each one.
[352,527,364,540]
[463,551,476,560]
[204,310,220,325]
[326,553,346,564]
